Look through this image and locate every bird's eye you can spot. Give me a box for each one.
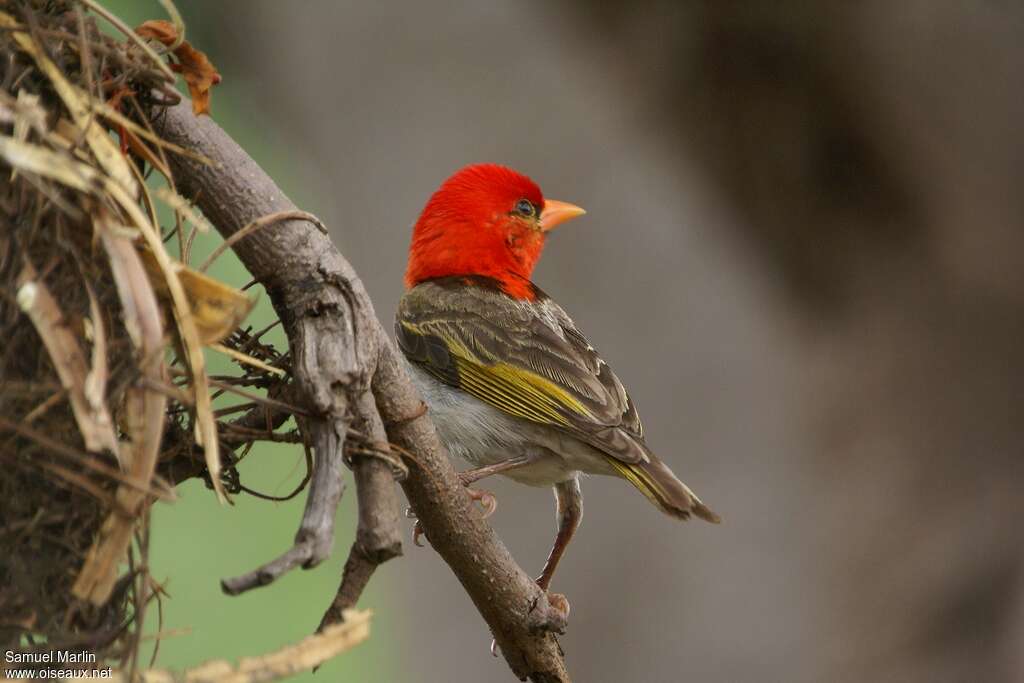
[514,198,536,217]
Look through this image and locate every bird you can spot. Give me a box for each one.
[396,163,719,607]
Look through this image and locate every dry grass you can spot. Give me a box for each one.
[0,1,321,676]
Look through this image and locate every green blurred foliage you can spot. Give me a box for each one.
[94,2,398,680]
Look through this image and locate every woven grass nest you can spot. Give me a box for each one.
[0,1,347,677]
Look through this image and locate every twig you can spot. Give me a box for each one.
[0,417,171,501]
[237,440,312,502]
[219,423,302,443]
[375,344,572,672]
[197,210,326,273]
[169,371,311,417]
[21,388,68,424]
[209,341,286,377]
[220,408,346,594]
[107,609,372,683]
[317,391,402,633]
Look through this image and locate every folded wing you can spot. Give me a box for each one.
[396,277,650,465]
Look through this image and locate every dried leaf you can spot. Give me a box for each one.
[134,18,177,45]
[210,342,286,377]
[82,282,109,426]
[139,249,255,346]
[136,19,222,116]
[177,268,255,344]
[10,91,41,182]
[74,213,169,605]
[16,262,120,459]
[104,161,229,503]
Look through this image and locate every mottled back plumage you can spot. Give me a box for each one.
[397,276,647,463]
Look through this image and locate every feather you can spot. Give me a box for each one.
[608,457,721,523]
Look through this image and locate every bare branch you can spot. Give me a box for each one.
[318,391,402,631]
[220,414,346,595]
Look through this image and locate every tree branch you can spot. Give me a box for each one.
[317,390,403,631]
[151,97,373,594]
[151,99,570,682]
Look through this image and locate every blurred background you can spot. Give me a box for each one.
[108,2,1024,681]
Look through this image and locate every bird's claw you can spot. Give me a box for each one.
[526,584,571,634]
[405,485,496,549]
[465,486,497,518]
[405,506,427,547]
[545,591,570,619]
[412,520,426,547]
[489,585,570,657]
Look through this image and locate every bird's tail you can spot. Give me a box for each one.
[608,455,721,523]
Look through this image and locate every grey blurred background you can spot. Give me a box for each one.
[142,2,1024,681]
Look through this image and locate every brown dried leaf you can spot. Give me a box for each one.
[103,168,229,503]
[134,18,177,45]
[136,19,222,116]
[177,267,255,344]
[172,42,221,116]
[139,249,255,346]
[0,134,97,192]
[82,282,109,427]
[16,262,121,459]
[73,213,170,606]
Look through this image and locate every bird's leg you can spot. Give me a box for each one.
[409,455,532,547]
[493,478,583,656]
[458,454,532,486]
[490,477,583,657]
[535,478,583,617]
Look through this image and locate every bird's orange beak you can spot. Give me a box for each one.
[539,199,586,232]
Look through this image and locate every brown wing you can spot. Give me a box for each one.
[396,277,649,464]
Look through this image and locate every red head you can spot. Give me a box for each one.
[404,164,586,300]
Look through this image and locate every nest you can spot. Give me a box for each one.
[0,1,302,672]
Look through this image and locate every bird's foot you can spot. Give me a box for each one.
[404,506,428,548]
[527,585,571,635]
[544,591,570,619]
[489,589,570,657]
[534,579,571,620]
[463,485,498,518]
[405,483,498,548]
